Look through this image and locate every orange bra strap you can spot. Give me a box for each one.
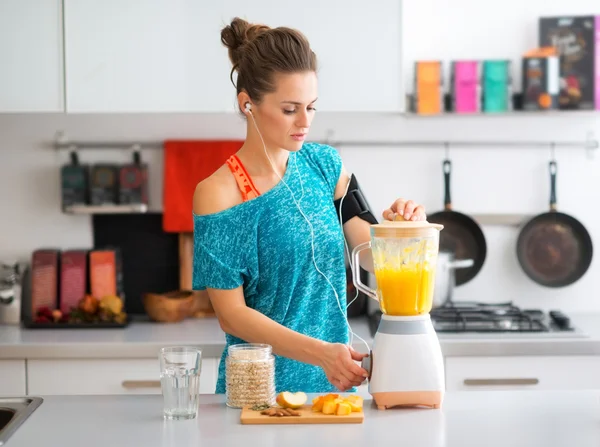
[226,155,261,202]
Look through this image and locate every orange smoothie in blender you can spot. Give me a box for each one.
[374,263,435,316]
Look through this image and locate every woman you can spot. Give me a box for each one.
[192,17,426,394]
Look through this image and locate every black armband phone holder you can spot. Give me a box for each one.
[334,173,379,225]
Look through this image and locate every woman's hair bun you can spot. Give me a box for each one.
[221,17,270,66]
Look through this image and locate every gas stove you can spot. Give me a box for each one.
[368,302,578,337]
[429,302,574,333]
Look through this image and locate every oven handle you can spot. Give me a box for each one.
[463,378,539,386]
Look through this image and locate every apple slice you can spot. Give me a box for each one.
[276,391,308,409]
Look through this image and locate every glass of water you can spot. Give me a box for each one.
[159,346,202,420]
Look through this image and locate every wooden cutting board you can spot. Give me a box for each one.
[240,405,364,425]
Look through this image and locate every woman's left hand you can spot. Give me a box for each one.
[382,198,426,222]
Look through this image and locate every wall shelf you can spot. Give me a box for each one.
[63,204,148,215]
[401,109,600,119]
[403,94,600,118]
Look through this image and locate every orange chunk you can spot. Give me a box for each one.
[346,400,363,412]
[322,399,337,415]
[311,396,324,412]
[336,402,352,415]
[311,393,363,416]
[345,395,363,410]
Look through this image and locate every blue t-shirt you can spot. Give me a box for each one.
[192,142,349,393]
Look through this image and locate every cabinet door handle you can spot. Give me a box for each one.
[122,380,161,389]
[464,378,539,386]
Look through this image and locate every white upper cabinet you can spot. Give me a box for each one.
[218,0,403,113]
[64,0,402,113]
[0,0,64,112]
[63,0,228,113]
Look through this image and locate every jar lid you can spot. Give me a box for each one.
[228,343,272,361]
[372,214,443,237]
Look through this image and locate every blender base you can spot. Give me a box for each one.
[372,391,443,410]
[365,314,445,411]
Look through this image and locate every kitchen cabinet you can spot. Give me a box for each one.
[0,360,26,396]
[27,358,219,395]
[445,356,600,391]
[0,0,64,112]
[64,0,402,113]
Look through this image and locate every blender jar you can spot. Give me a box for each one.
[352,219,443,316]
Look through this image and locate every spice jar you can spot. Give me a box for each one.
[225,343,275,408]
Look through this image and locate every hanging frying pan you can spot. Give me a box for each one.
[516,161,593,287]
[428,159,487,286]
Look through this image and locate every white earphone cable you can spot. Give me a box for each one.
[337,173,361,347]
[247,107,370,358]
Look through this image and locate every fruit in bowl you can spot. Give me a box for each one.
[33,295,127,325]
[99,295,123,315]
[79,294,99,314]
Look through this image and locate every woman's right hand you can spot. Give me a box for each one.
[319,343,369,392]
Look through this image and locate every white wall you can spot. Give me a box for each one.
[1,0,599,312]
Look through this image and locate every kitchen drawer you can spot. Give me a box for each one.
[27,358,218,396]
[0,360,26,396]
[446,356,600,391]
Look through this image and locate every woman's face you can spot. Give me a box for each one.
[249,71,318,152]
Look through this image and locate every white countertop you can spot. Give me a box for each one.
[1,313,600,360]
[6,390,600,447]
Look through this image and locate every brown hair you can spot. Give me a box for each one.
[221,17,317,110]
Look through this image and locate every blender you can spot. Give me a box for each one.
[352,216,445,410]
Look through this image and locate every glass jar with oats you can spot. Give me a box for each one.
[225,343,276,408]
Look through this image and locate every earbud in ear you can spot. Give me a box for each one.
[245,102,252,113]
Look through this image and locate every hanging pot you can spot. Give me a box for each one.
[516,161,593,287]
[432,251,474,308]
[428,159,487,286]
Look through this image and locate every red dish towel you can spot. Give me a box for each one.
[163,140,244,233]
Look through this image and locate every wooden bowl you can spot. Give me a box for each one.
[142,290,195,323]
[188,290,215,318]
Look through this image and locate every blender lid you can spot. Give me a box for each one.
[372,215,443,237]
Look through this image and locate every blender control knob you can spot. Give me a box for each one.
[361,350,372,381]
